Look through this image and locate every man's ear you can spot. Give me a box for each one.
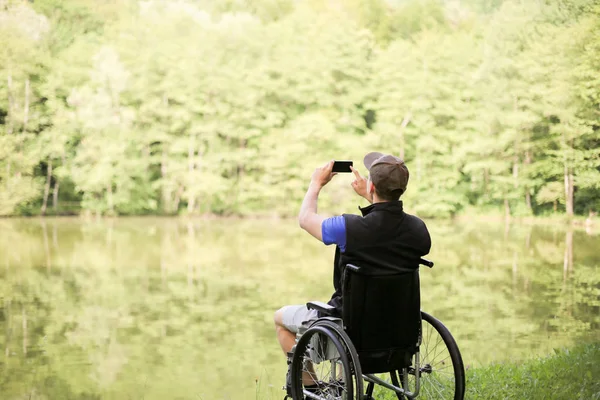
[367,180,375,195]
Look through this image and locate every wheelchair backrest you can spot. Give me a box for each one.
[341,264,421,374]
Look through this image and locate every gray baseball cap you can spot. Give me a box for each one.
[363,152,409,194]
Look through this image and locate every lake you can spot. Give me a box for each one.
[0,217,598,399]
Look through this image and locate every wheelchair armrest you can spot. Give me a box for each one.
[306,301,336,316]
[346,264,361,273]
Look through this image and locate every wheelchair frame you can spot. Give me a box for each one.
[285,259,466,400]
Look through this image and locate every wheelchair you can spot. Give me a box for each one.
[284,259,465,400]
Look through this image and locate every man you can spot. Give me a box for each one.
[273,152,431,388]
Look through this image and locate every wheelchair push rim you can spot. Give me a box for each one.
[363,311,465,400]
[405,311,465,400]
[290,324,357,400]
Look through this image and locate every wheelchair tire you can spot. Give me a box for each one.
[290,324,357,399]
[307,319,364,397]
[410,311,466,400]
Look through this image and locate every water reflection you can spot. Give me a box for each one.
[0,218,598,399]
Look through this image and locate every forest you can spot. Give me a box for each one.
[1,0,599,218]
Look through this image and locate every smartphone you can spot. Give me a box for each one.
[332,160,353,173]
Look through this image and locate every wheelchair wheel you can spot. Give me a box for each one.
[407,312,465,400]
[290,323,359,399]
[368,312,465,400]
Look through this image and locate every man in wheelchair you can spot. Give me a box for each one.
[274,152,434,399]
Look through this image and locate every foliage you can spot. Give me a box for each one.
[0,0,598,217]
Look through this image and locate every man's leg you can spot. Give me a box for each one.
[274,307,297,354]
[274,306,318,387]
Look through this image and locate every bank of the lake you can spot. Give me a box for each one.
[2,210,598,227]
[364,343,600,400]
[267,344,600,400]
[463,343,600,400]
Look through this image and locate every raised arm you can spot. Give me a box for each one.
[298,161,337,241]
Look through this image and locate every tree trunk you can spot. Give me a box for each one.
[483,168,489,193]
[564,165,574,216]
[52,181,59,210]
[107,184,114,213]
[41,160,53,216]
[504,197,511,219]
[524,150,532,212]
[235,139,247,211]
[398,112,411,160]
[174,186,182,212]
[525,191,532,211]
[568,173,574,215]
[160,148,170,213]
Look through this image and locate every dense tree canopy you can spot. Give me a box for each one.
[0,0,598,217]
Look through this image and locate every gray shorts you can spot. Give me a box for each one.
[280,304,319,333]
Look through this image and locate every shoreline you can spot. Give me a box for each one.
[1,212,596,232]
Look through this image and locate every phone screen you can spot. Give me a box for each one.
[332,160,353,173]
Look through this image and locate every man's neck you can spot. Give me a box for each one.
[372,199,390,204]
[359,199,403,216]
[371,194,390,204]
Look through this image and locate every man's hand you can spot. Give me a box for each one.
[310,160,337,189]
[350,166,372,203]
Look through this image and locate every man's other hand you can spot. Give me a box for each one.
[311,161,337,188]
[350,166,372,203]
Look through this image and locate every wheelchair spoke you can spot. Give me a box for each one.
[422,326,435,360]
[424,377,446,400]
[414,313,465,400]
[423,331,443,363]
[430,340,451,366]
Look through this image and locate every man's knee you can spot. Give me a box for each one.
[274,307,285,327]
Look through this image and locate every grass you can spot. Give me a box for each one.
[286,343,600,400]
[260,344,600,400]
[463,343,600,400]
